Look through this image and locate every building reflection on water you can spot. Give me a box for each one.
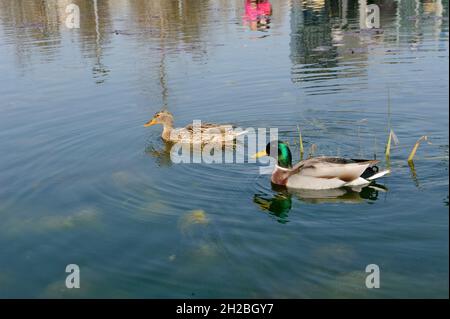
[0,0,447,88]
[0,0,112,81]
[289,0,448,94]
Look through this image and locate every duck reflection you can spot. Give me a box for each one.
[243,0,273,31]
[145,141,174,167]
[254,183,387,223]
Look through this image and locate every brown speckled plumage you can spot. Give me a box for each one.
[145,110,246,145]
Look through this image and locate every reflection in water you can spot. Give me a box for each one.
[290,0,369,93]
[0,0,447,299]
[254,192,292,223]
[0,0,112,80]
[0,0,446,87]
[243,0,273,31]
[145,141,174,167]
[0,0,63,66]
[124,0,217,106]
[127,0,210,58]
[408,161,420,188]
[89,0,110,84]
[254,183,387,223]
[0,0,217,82]
[289,0,448,95]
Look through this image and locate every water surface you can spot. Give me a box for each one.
[0,0,448,298]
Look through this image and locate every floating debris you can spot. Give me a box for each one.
[347,48,367,54]
[111,29,134,36]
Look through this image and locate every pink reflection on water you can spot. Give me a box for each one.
[243,0,273,31]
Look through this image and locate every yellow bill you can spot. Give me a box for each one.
[144,119,158,127]
[252,150,268,159]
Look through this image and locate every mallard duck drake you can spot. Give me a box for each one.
[253,141,390,190]
[144,110,246,145]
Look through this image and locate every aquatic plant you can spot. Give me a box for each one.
[309,144,317,158]
[408,136,429,162]
[385,129,399,159]
[297,125,304,160]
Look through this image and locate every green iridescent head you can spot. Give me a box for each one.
[266,141,293,169]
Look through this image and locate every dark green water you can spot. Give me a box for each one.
[0,0,448,298]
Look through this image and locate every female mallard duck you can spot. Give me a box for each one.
[253,141,390,190]
[144,110,246,145]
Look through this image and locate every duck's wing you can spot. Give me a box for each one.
[185,123,232,131]
[185,123,247,143]
[291,157,379,183]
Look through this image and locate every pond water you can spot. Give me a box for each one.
[0,0,448,298]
